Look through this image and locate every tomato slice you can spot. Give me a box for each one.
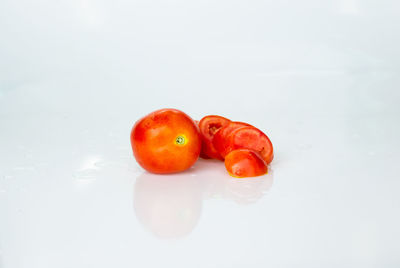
[198,115,231,160]
[212,121,252,159]
[219,126,273,164]
[194,120,210,159]
[225,149,268,178]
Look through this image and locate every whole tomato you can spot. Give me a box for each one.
[131,108,201,174]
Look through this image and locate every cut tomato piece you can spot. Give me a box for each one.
[225,149,268,178]
[198,115,231,160]
[212,121,252,159]
[194,120,211,159]
[220,126,273,164]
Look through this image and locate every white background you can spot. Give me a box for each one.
[1,0,400,267]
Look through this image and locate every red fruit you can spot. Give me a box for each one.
[213,121,252,159]
[220,126,273,164]
[195,120,211,159]
[130,109,201,174]
[225,149,268,178]
[198,115,231,160]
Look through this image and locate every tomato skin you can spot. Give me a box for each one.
[212,121,252,159]
[194,120,211,159]
[225,149,268,178]
[220,126,274,164]
[131,109,201,174]
[198,115,231,160]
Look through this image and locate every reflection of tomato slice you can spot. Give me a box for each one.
[225,149,268,178]
[213,121,251,159]
[220,126,273,164]
[131,109,201,174]
[198,115,231,160]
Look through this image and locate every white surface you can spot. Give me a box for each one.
[1,0,400,267]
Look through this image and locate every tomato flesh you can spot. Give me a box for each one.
[198,115,231,160]
[225,149,268,178]
[212,121,252,159]
[220,126,273,164]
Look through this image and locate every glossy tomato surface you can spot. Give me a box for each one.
[131,108,201,174]
[198,115,231,160]
[212,121,251,159]
[194,120,211,159]
[219,126,274,164]
[225,149,268,178]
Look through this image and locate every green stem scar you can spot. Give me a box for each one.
[175,135,186,145]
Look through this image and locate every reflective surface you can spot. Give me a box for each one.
[1,0,400,267]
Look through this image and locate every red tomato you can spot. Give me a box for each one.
[194,120,211,159]
[219,126,274,164]
[131,108,201,174]
[224,149,268,178]
[198,115,231,160]
[212,121,251,159]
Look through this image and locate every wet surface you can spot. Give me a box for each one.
[1,0,400,267]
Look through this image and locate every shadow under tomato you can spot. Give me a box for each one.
[133,159,274,239]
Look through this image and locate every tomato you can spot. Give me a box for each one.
[198,115,231,160]
[212,121,251,159]
[131,108,201,174]
[194,120,211,159]
[224,149,268,178]
[218,126,274,164]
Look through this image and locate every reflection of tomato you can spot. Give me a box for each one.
[131,109,201,174]
[225,149,268,178]
[221,126,274,164]
[134,173,202,238]
[198,115,231,160]
[213,121,251,159]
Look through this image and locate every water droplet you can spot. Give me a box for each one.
[19,187,28,193]
[94,161,111,168]
[13,166,35,171]
[73,169,97,180]
[36,162,49,168]
[17,145,26,150]
[24,152,33,159]
[94,160,140,173]
[298,143,312,150]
